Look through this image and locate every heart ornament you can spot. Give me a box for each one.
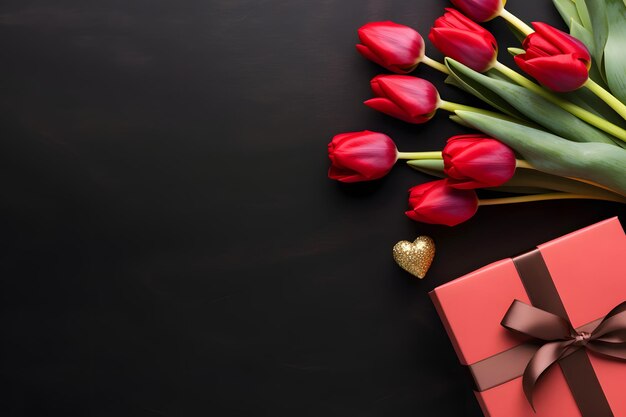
[392,236,435,279]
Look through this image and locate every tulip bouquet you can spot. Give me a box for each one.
[327,0,626,226]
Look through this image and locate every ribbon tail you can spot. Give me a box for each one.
[523,340,575,410]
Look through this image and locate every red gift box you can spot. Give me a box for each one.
[430,217,626,417]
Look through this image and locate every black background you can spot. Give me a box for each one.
[0,0,624,416]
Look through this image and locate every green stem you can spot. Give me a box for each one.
[438,100,502,118]
[493,61,626,142]
[499,9,534,36]
[397,151,442,160]
[479,192,626,206]
[422,55,449,74]
[585,79,626,121]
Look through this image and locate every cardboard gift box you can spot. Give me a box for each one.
[430,217,626,417]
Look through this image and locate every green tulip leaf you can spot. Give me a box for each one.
[575,0,593,30]
[444,70,526,119]
[406,159,622,198]
[602,0,626,103]
[569,20,595,57]
[407,155,625,198]
[406,159,446,178]
[455,111,626,195]
[561,20,624,126]
[507,47,525,57]
[569,20,611,92]
[488,186,556,194]
[552,0,582,28]
[448,115,474,129]
[446,59,618,146]
[503,168,626,200]
[585,0,609,75]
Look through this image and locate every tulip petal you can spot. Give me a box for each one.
[430,28,496,72]
[327,131,397,182]
[365,98,412,122]
[356,44,387,70]
[439,8,479,31]
[328,165,365,183]
[531,22,591,62]
[455,111,626,196]
[406,180,478,226]
[365,97,431,124]
[375,76,439,120]
[358,21,424,73]
[443,135,516,188]
[450,0,503,22]
[369,75,386,97]
[515,54,589,92]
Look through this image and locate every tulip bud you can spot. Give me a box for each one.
[405,180,478,226]
[327,131,398,183]
[429,8,498,72]
[443,134,516,189]
[514,22,591,92]
[449,0,505,22]
[365,75,440,124]
[356,21,425,74]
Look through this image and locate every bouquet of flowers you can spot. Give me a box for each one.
[327,0,626,226]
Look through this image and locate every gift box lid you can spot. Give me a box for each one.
[430,217,626,367]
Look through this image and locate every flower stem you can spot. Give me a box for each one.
[493,61,626,142]
[438,100,501,118]
[397,151,442,160]
[499,9,534,36]
[422,55,449,74]
[479,193,626,206]
[585,78,626,121]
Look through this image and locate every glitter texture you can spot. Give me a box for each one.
[392,236,435,279]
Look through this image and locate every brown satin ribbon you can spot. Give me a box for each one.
[467,249,626,417]
[502,300,626,412]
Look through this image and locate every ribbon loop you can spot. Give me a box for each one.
[501,300,626,408]
[501,300,574,341]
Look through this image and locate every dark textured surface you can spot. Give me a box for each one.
[0,1,623,416]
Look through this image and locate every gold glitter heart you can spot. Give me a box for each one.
[392,236,435,279]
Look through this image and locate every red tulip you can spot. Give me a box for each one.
[405,180,478,226]
[328,131,398,182]
[443,134,516,189]
[429,8,498,72]
[356,21,425,74]
[365,75,439,124]
[514,22,591,92]
[449,0,504,22]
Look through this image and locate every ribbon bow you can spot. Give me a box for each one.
[501,300,626,409]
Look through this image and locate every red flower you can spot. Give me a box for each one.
[356,21,425,74]
[449,0,504,22]
[443,134,516,189]
[429,8,498,72]
[515,22,591,92]
[327,131,398,182]
[405,180,478,226]
[365,75,439,124]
